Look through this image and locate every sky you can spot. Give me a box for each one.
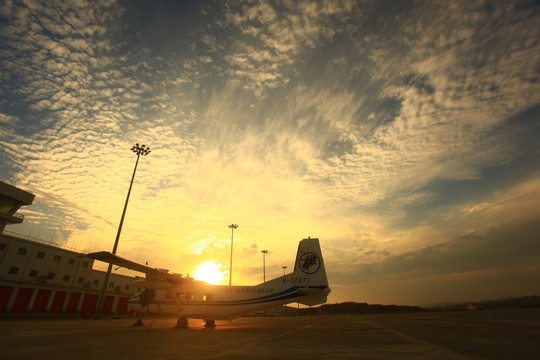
[1,0,539,306]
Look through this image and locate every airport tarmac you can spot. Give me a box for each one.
[1,309,539,359]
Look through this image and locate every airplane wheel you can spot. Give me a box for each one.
[175,317,189,329]
[204,319,216,328]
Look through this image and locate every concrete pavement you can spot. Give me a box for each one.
[1,309,538,359]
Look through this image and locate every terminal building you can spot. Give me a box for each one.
[0,181,137,316]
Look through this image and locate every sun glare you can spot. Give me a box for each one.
[193,261,225,284]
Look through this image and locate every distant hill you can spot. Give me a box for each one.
[298,302,426,315]
[428,295,540,311]
[296,296,540,315]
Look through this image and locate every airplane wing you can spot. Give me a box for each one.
[86,251,186,285]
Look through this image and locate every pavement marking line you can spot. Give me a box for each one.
[198,317,335,360]
[264,316,336,341]
[359,318,472,360]
[0,321,144,338]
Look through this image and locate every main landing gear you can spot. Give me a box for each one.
[174,317,216,329]
[175,316,189,329]
[204,319,216,328]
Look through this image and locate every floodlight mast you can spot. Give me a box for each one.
[228,223,238,286]
[96,143,150,317]
[261,250,268,283]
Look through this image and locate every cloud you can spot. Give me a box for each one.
[221,0,358,98]
[1,1,539,303]
[328,172,540,288]
[330,217,540,288]
[353,1,540,194]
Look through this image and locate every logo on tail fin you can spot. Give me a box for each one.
[299,252,321,274]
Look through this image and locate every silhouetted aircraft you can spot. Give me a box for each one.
[87,237,330,328]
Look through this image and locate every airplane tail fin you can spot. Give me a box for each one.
[291,237,329,289]
[261,237,330,306]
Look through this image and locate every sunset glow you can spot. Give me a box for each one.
[193,261,225,285]
[1,1,539,305]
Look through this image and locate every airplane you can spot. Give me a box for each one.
[87,237,330,328]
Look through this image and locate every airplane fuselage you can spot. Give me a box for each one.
[129,274,330,319]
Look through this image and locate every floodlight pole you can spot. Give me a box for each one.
[96,143,150,317]
[228,224,238,286]
[261,250,268,283]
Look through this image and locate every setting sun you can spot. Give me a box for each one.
[193,261,225,284]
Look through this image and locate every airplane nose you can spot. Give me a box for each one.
[128,294,143,313]
[128,294,140,304]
